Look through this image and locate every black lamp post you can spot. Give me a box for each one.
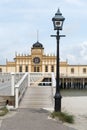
[51,9,65,112]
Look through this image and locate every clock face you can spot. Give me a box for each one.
[33,57,40,64]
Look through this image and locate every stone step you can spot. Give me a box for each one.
[20,105,52,109]
[20,103,52,106]
[23,94,51,97]
[21,100,51,103]
[20,101,53,107]
[20,101,53,108]
[22,97,52,100]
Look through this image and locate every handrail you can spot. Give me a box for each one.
[15,73,28,108]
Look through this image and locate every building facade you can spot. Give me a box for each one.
[0,41,56,73]
[0,41,87,89]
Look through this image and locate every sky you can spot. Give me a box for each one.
[0,0,87,65]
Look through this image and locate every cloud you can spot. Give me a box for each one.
[60,41,87,64]
[80,42,87,59]
[0,0,87,65]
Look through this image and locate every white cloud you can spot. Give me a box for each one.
[66,54,77,64]
[80,42,87,59]
[60,41,87,64]
[0,0,87,65]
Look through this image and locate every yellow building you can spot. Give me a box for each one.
[0,41,56,73]
[0,41,87,88]
[0,41,87,76]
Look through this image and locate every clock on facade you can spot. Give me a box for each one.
[33,57,40,64]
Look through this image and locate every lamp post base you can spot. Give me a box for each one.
[54,93,62,112]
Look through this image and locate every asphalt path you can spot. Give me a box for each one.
[0,108,76,130]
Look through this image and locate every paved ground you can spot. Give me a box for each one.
[62,97,87,130]
[0,97,87,130]
[45,96,87,130]
[0,108,76,130]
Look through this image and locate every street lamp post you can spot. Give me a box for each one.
[51,9,65,112]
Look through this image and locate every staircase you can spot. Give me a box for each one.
[19,72,55,109]
[19,86,53,108]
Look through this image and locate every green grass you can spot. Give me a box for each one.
[51,111,74,124]
[0,107,8,116]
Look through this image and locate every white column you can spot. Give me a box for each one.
[52,73,56,87]
[83,79,84,88]
[15,86,18,109]
[11,72,15,96]
[28,72,30,87]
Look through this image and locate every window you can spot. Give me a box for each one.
[0,68,2,72]
[45,65,48,72]
[25,65,28,72]
[51,65,54,72]
[34,66,36,72]
[83,68,86,73]
[19,65,22,72]
[71,68,74,74]
[34,66,40,72]
[37,67,39,72]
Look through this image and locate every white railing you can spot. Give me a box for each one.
[11,73,25,96]
[0,72,11,81]
[14,73,25,85]
[51,72,56,87]
[0,72,55,108]
[30,72,52,86]
[0,73,11,96]
[30,72,44,85]
[0,72,25,96]
[51,73,56,105]
[15,73,28,108]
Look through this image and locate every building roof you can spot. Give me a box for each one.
[32,41,44,49]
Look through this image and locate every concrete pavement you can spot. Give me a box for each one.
[62,97,87,130]
[0,108,76,130]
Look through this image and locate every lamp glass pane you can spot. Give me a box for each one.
[55,21,62,28]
